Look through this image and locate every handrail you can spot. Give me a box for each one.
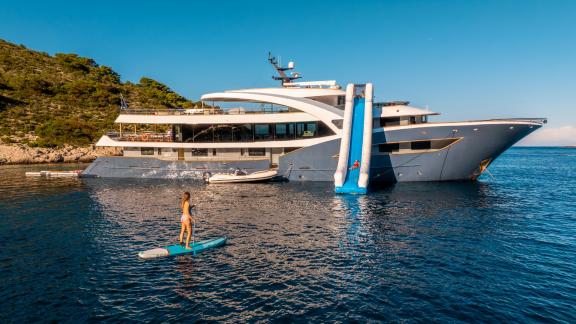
[474,118,547,124]
[106,131,173,142]
[424,118,548,125]
[119,107,293,116]
[374,101,410,108]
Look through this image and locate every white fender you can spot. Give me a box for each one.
[358,83,373,189]
[334,83,355,187]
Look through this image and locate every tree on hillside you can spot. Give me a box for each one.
[0,39,198,147]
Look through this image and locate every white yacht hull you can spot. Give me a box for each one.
[278,119,544,182]
[82,119,543,183]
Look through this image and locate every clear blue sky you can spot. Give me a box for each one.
[1,0,575,144]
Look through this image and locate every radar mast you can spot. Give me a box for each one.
[268,52,301,86]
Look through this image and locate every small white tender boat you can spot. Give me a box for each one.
[205,170,278,184]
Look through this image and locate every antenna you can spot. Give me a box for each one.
[268,52,302,86]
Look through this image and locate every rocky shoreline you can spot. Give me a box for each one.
[0,143,122,165]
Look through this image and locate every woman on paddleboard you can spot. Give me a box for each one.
[179,191,195,249]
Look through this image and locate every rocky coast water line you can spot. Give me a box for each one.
[0,143,121,165]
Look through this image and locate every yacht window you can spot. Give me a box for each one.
[254,124,273,141]
[410,116,416,124]
[214,125,234,142]
[157,148,162,155]
[317,122,336,136]
[411,141,431,150]
[276,123,287,135]
[375,138,459,154]
[275,123,293,140]
[380,117,401,127]
[337,96,345,106]
[190,124,213,142]
[304,122,317,137]
[236,124,253,141]
[295,122,315,138]
[248,148,266,156]
[212,149,217,156]
[422,115,428,123]
[141,147,154,155]
[332,119,344,129]
[378,143,400,153]
[191,148,208,156]
[430,138,459,149]
[172,122,335,144]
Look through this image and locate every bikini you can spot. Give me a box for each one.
[181,203,193,223]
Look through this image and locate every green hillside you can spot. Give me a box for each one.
[0,39,198,147]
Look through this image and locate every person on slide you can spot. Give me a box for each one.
[179,191,196,249]
[350,160,360,170]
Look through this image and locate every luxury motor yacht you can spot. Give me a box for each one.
[83,55,546,183]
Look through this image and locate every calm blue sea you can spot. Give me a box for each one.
[0,147,574,323]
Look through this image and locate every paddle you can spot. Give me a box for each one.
[192,219,196,256]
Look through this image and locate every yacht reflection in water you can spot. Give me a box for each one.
[332,181,502,254]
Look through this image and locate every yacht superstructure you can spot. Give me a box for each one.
[83,56,546,182]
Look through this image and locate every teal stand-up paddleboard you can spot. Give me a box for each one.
[138,237,227,259]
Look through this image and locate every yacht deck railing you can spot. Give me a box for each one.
[119,107,293,115]
[106,131,173,142]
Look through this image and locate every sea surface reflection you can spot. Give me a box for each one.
[0,147,575,322]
